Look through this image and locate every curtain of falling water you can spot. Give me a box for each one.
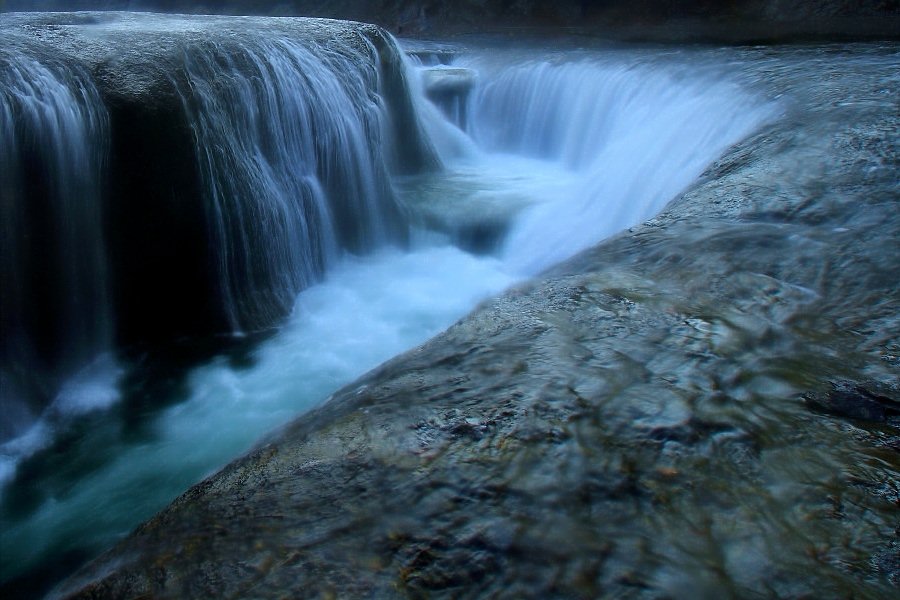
[0,48,112,443]
[176,35,410,333]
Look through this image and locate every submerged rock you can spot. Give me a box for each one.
[50,42,899,599]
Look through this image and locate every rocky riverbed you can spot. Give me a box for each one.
[50,42,899,599]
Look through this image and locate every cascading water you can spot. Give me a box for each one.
[178,35,411,332]
[0,48,115,450]
[455,50,778,274]
[0,26,777,598]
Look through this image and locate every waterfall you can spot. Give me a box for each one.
[456,51,777,274]
[0,48,112,443]
[176,34,412,333]
[0,26,432,435]
[0,25,436,480]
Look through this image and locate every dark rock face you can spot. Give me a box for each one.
[103,82,219,348]
[4,0,900,40]
[51,43,900,599]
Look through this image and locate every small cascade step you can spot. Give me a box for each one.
[421,65,476,129]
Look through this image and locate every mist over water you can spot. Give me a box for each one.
[0,35,776,594]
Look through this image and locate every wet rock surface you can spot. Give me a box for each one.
[53,43,899,599]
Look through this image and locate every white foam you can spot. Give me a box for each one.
[0,421,51,486]
[0,355,121,487]
[51,354,123,418]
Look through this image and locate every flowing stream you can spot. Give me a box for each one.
[0,33,781,595]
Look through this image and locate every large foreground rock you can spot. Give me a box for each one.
[54,43,899,599]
